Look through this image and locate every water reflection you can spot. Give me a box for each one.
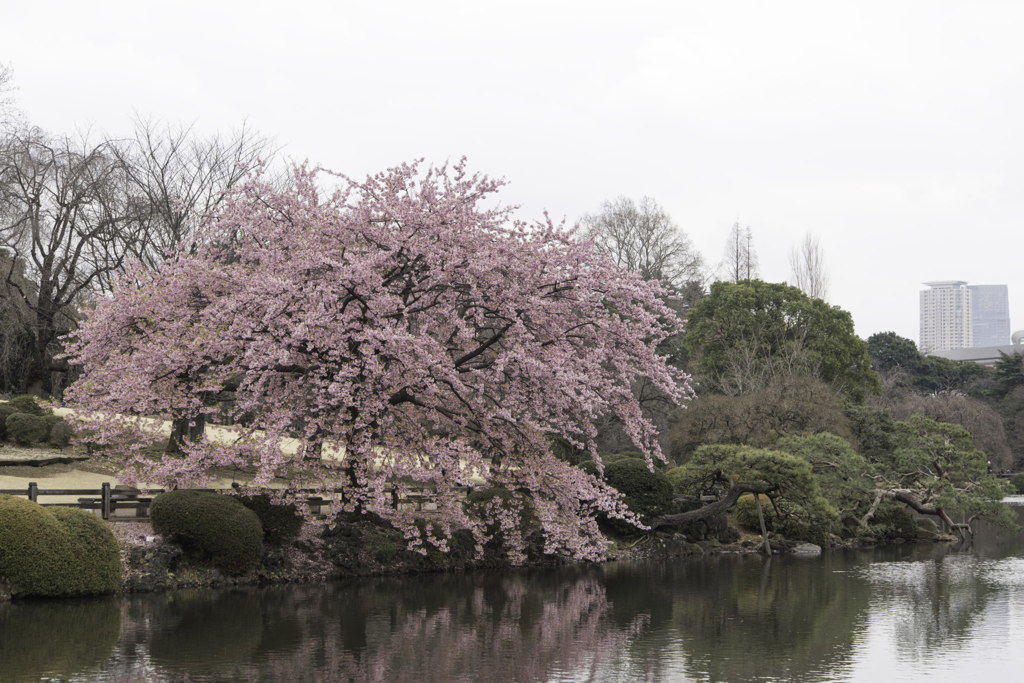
[0,597,120,681]
[2,518,1023,682]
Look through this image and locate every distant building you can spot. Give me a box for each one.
[968,284,1010,347]
[920,281,972,353]
[929,330,1024,366]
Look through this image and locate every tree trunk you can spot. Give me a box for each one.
[864,489,966,540]
[755,494,772,556]
[649,480,774,530]
[166,413,207,454]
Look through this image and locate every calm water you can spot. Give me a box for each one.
[4,503,1024,682]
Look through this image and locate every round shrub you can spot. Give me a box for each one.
[603,458,674,532]
[577,451,645,476]
[0,495,121,596]
[150,490,264,576]
[5,412,50,446]
[237,494,303,545]
[50,508,122,593]
[1012,472,1024,495]
[48,417,74,448]
[0,403,17,440]
[7,394,50,416]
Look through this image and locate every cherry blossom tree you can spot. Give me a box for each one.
[64,160,690,562]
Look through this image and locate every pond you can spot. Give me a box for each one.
[3,502,1024,682]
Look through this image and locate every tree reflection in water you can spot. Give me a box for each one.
[4,516,1024,682]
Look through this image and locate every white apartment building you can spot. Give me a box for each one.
[920,281,972,353]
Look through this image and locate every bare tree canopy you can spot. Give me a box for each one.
[583,196,704,294]
[719,220,758,283]
[113,118,274,267]
[0,129,135,393]
[0,65,19,132]
[789,232,829,300]
[0,117,273,395]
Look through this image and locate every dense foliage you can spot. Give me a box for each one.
[0,398,72,447]
[150,490,264,576]
[66,161,688,563]
[5,412,49,445]
[0,495,120,596]
[683,280,879,401]
[600,458,675,533]
[7,394,50,415]
[668,444,838,545]
[237,494,303,546]
[669,375,852,460]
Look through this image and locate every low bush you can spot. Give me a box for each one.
[7,394,50,416]
[1012,472,1024,495]
[602,458,674,533]
[150,490,264,576]
[48,418,74,448]
[237,494,303,545]
[50,508,122,593]
[0,404,17,440]
[0,495,121,596]
[576,451,652,477]
[5,412,51,446]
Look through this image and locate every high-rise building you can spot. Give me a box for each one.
[968,284,1010,347]
[920,281,972,353]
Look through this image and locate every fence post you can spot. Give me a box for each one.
[101,482,111,520]
[28,482,38,502]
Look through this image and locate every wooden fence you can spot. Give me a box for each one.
[0,482,452,521]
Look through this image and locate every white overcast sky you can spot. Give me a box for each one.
[3,0,1023,343]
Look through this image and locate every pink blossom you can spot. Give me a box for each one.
[64,159,691,562]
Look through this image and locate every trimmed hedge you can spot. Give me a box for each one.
[0,495,121,597]
[237,494,303,546]
[0,404,17,441]
[7,394,50,416]
[150,490,264,576]
[48,418,74,448]
[50,508,122,593]
[5,413,50,446]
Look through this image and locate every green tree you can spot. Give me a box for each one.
[660,444,838,545]
[861,414,1015,537]
[683,280,880,401]
[989,351,1024,469]
[993,351,1024,400]
[843,403,896,461]
[881,392,1014,472]
[866,332,922,373]
[776,433,874,529]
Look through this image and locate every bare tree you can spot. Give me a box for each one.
[583,196,705,294]
[582,196,704,452]
[0,129,135,394]
[720,220,758,283]
[113,118,273,268]
[789,232,829,300]
[0,249,36,391]
[0,64,20,133]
